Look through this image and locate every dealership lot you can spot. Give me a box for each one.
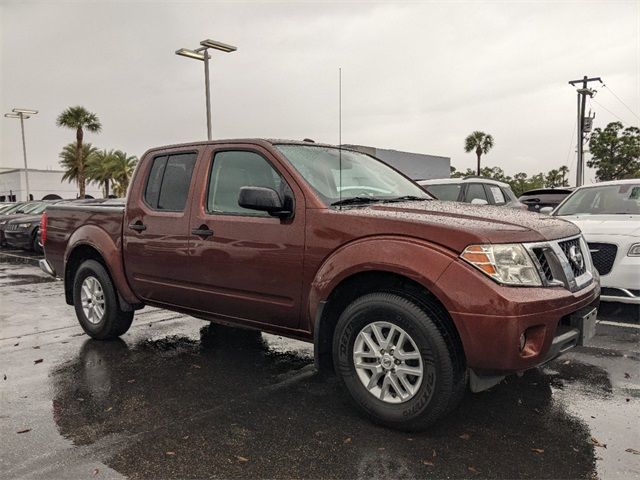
[1,251,638,479]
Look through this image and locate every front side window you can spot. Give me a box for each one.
[143,153,196,211]
[207,150,288,216]
[275,145,431,205]
[555,184,640,216]
[425,184,462,201]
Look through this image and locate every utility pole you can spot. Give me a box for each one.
[568,76,602,187]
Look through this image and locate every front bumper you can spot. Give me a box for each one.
[435,258,601,375]
[600,255,640,304]
[4,230,33,249]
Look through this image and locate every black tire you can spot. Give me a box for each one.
[73,260,133,340]
[32,229,42,254]
[333,292,462,431]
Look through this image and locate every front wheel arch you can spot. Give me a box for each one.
[314,271,466,380]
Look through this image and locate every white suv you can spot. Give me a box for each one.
[552,179,640,307]
[417,177,526,209]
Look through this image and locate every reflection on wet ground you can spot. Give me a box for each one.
[1,258,639,479]
[46,325,598,479]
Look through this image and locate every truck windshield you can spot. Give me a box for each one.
[275,145,431,205]
[555,183,640,215]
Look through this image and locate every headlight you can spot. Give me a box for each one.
[628,243,640,257]
[461,244,542,286]
[16,223,32,229]
[0,221,6,226]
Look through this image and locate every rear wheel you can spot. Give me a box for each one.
[73,260,133,339]
[333,292,462,431]
[32,229,43,254]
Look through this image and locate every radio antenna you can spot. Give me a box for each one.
[338,67,342,209]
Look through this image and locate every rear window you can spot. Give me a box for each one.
[425,184,461,201]
[144,153,197,211]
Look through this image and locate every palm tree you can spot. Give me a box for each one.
[59,143,98,195]
[546,169,561,188]
[464,131,495,176]
[558,165,570,187]
[110,150,138,197]
[56,106,102,198]
[86,149,117,198]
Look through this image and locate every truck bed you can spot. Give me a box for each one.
[44,199,126,279]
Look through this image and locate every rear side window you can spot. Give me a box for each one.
[144,153,197,211]
[465,183,488,203]
[425,184,461,201]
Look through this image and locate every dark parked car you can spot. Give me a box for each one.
[518,188,573,212]
[5,201,62,252]
[417,178,526,209]
[0,202,42,246]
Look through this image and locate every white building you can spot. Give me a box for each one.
[0,168,103,202]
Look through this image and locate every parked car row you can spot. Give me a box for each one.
[0,199,72,253]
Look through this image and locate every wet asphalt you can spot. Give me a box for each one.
[0,250,638,479]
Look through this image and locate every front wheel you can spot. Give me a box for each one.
[73,260,133,339]
[333,292,462,431]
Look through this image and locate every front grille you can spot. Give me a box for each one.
[558,238,587,277]
[601,287,631,297]
[587,242,617,275]
[6,224,18,231]
[533,248,554,281]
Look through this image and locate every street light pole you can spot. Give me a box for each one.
[203,50,212,140]
[175,39,237,141]
[4,108,38,201]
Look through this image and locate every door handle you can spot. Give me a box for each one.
[128,222,147,232]
[192,225,214,238]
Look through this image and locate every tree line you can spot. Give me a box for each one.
[56,106,137,198]
[458,122,639,197]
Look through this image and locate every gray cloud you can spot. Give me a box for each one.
[1,0,638,183]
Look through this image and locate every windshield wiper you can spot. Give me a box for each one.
[331,196,383,207]
[384,195,431,203]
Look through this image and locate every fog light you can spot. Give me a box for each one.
[519,333,526,351]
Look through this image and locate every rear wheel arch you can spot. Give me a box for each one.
[64,244,109,305]
[64,244,140,311]
[314,270,466,381]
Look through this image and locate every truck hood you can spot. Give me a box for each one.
[558,214,640,237]
[349,200,580,252]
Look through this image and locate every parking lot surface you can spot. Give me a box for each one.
[1,251,639,479]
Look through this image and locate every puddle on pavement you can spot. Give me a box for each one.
[47,324,601,479]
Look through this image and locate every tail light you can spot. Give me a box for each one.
[40,211,47,246]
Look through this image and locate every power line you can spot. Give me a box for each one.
[602,84,640,121]
[591,98,629,123]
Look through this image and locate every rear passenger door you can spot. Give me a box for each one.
[123,150,199,307]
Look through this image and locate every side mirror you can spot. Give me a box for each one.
[539,207,554,215]
[470,198,489,206]
[238,186,292,217]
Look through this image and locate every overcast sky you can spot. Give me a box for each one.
[1,0,638,183]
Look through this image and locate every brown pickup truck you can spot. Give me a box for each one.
[40,139,600,430]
